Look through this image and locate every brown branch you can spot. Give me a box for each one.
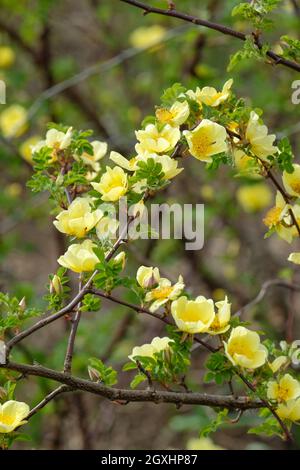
[235,370,293,442]
[26,385,72,420]
[64,276,83,374]
[5,214,135,356]
[0,361,264,410]
[89,288,218,353]
[234,279,300,319]
[120,0,300,73]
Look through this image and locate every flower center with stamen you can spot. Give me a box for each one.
[290,181,300,195]
[277,386,290,402]
[263,206,282,228]
[0,415,15,425]
[151,286,173,300]
[156,108,174,123]
[191,132,213,156]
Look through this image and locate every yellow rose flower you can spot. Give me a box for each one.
[263,191,297,243]
[0,400,30,433]
[267,374,300,402]
[288,252,300,264]
[129,336,173,361]
[58,239,99,273]
[282,164,300,198]
[171,295,215,334]
[110,151,183,180]
[79,140,107,172]
[32,127,72,162]
[186,437,224,451]
[269,356,289,373]
[92,166,128,202]
[136,265,161,288]
[187,79,233,107]
[146,275,184,312]
[19,135,41,164]
[0,46,15,68]
[156,100,190,127]
[246,111,278,160]
[112,251,126,270]
[129,25,166,49]
[276,398,300,422]
[183,119,227,162]
[53,197,103,238]
[207,296,231,335]
[135,123,180,155]
[0,105,28,138]
[236,183,272,213]
[224,326,268,369]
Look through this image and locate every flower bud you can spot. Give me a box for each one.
[88,366,101,382]
[18,297,26,312]
[113,251,126,270]
[50,274,63,296]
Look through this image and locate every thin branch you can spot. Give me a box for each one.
[89,288,218,353]
[26,385,72,420]
[5,214,135,356]
[235,370,293,442]
[0,361,264,410]
[120,0,300,72]
[63,276,83,374]
[234,279,300,319]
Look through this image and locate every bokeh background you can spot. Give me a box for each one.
[1,0,300,450]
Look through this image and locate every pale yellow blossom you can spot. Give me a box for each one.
[171,295,215,334]
[58,239,99,273]
[0,105,28,138]
[183,119,227,162]
[246,111,278,160]
[129,25,166,49]
[129,336,173,361]
[156,100,190,126]
[237,184,272,213]
[282,164,300,198]
[146,276,184,312]
[276,398,300,422]
[267,374,300,402]
[53,198,103,238]
[0,400,30,433]
[187,79,233,107]
[224,326,268,369]
[92,166,128,202]
[207,296,231,335]
[135,123,180,155]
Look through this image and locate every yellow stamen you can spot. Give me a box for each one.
[263,206,282,228]
[151,286,173,300]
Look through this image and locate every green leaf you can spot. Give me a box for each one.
[160,83,187,107]
[122,361,137,372]
[88,357,117,386]
[130,373,146,389]
[80,294,101,312]
[200,409,228,437]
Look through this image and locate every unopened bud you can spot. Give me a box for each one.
[50,274,63,296]
[18,297,26,312]
[113,251,126,270]
[88,366,101,382]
